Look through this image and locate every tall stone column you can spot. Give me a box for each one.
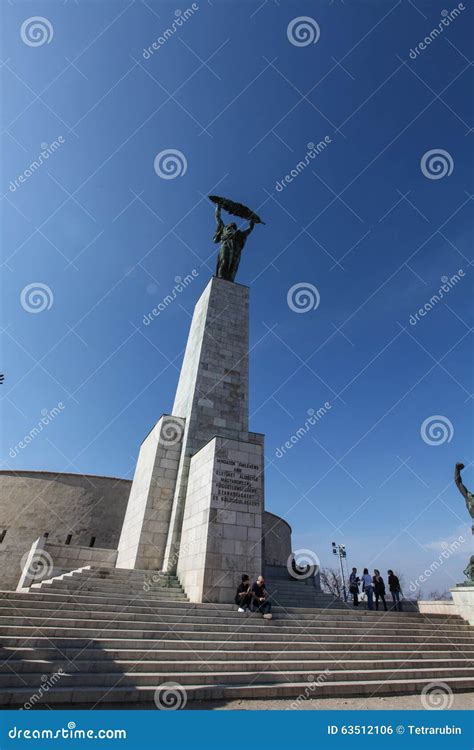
[162,276,251,571]
[116,415,184,571]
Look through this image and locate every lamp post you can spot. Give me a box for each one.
[332,541,347,602]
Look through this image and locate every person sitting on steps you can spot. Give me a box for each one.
[251,575,272,619]
[235,573,252,612]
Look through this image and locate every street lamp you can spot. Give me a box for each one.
[332,541,347,602]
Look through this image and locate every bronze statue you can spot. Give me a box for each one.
[454,463,474,583]
[209,195,264,283]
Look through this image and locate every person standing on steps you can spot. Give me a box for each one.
[235,574,252,612]
[388,569,402,611]
[361,568,374,610]
[251,575,272,619]
[373,569,387,611]
[349,567,360,607]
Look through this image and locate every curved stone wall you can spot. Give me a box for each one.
[263,510,292,568]
[0,471,292,589]
[0,471,130,590]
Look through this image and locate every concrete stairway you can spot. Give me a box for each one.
[266,577,346,609]
[29,567,188,602]
[1,568,473,706]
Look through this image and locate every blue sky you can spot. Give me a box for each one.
[1,0,473,595]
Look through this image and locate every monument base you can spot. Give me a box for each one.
[177,435,264,603]
[451,585,474,625]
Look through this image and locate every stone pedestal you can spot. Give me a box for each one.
[162,277,250,572]
[177,435,263,603]
[451,585,474,625]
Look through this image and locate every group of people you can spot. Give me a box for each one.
[235,574,273,619]
[349,568,402,611]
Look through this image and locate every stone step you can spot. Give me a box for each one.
[4,646,473,661]
[0,602,474,637]
[2,675,473,705]
[2,624,473,643]
[1,601,460,628]
[34,582,187,595]
[2,666,474,690]
[73,568,174,578]
[2,590,457,622]
[0,608,468,642]
[0,594,463,626]
[40,574,181,591]
[2,635,471,653]
[2,657,472,676]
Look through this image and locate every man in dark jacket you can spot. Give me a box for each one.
[251,575,272,619]
[235,574,252,612]
[388,570,402,611]
[349,568,360,607]
[373,570,387,611]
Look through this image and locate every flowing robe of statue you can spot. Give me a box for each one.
[213,206,255,282]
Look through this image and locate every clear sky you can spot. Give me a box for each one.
[1,0,473,596]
